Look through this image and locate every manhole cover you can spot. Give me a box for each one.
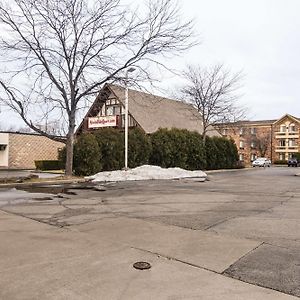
[133,261,151,270]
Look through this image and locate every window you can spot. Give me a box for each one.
[289,139,296,147]
[239,128,244,135]
[251,127,256,135]
[106,106,114,116]
[239,141,244,149]
[251,153,257,161]
[222,128,228,135]
[239,154,244,161]
[289,124,296,132]
[279,140,286,147]
[106,105,121,116]
[280,125,286,133]
[250,141,256,148]
[279,153,286,160]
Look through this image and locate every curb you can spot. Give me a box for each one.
[205,168,252,174]
[0,178,88,189]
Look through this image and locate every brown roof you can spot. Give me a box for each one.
[106,84,220,136]
[219,114,300,127]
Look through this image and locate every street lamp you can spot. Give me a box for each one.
[124,67,136,170]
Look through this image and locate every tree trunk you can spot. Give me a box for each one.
[65,118,76,176]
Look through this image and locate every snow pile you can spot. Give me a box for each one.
[88,165,207,182]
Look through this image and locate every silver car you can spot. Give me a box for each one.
[252,157,271,167]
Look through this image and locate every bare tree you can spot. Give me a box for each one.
[0,0,196,175]
[250,132,272,158]
[181,64,245,141]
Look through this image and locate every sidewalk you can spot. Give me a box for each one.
[0,211,297,300]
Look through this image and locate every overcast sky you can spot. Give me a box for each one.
[1,0,300,129]
[165,0,300,120]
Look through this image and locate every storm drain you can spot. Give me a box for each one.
[133,261,151,270]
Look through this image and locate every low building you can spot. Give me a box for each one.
[77,83,220,136]
[220,114,300,165]
[0,131,64,169]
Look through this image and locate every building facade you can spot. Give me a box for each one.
[77,83,220,136]
[0,132,64,169]
[221,114,300,165]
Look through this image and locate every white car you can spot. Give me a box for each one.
[252,157,271,167]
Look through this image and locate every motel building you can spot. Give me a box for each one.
[0,131,64,169]
[220,114,300,166]
[77,83,220,136]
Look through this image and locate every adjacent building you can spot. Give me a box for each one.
[0,131,64,169]
[220,114,300,165]
[77,83,220,136]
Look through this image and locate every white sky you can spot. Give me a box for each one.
[159,0,300,120]
[1,0,300,129]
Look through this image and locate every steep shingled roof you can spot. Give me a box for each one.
[107,84,220,136]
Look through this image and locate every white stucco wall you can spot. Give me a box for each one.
[0,133,9,167]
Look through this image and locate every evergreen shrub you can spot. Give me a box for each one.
[35,160,63,170]
[73,133,102,176]
[128,127,151,168]
[94,128,124,171]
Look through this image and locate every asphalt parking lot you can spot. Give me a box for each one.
[0,166,299,299]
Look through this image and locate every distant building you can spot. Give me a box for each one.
[77,83,220,136]
[0,131,64,169]
[219,114,300,165]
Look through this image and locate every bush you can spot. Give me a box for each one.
[150,128,205,170]
[35,160,63,170]
[128,128,151,168]
[205,136,238,170]
[73,134,102,176]
[186,131,206,170]
[94,128,124,171]
[58,147,66,167]
[292,153,300,160]
[150,128,186,169]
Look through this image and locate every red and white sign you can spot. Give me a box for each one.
[88,116,117,128]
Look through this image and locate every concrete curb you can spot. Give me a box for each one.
[0,178,89,189]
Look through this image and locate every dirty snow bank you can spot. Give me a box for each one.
[88,165,207,182]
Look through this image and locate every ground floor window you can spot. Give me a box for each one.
[288,153,294,159]
[251,153,257,161]
[239,153,244,161]
[279,153,286,160]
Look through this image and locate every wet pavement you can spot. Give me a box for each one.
[0,167,300,299]
[0,169,61,179]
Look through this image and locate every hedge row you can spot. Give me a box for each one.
[35,160,64,171]
[59,127,239,176]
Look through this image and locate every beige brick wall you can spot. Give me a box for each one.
[8,133,64,169]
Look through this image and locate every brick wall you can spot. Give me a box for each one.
[8,133,64,169]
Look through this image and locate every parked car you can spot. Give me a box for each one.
[288,158,300,167]
[252,157,271,167]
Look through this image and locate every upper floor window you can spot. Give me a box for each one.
[222,128,228,135]
[289,139,296,147]
[106,105,121,116]
[239,141,244,149]
[239,128,244,135]
[280,125,286,133]
[289,124,296,132]
[250,141,256,148]
[251,127,256,135]
[279,139,286,147]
